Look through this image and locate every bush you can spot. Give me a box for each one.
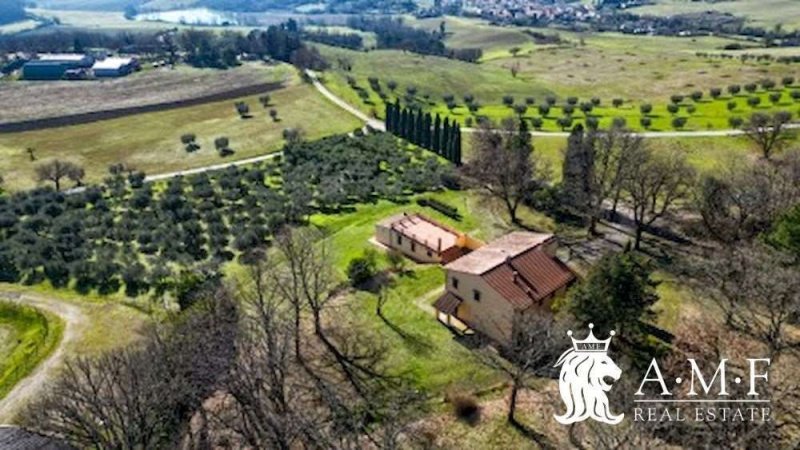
[612,98,624,108]
[728,116,744,128]
[670,94,684,104]
[530,117,544,129]
[671,117,687,129]
[769,92,782,104]
[728,84,741,95]
[667,104,680,114]
[386,249,406,273]
[690,91,703,102]
[640,103,653,115]
[586,116,599,130]
[347,250,378,286]
[710,88,722,98]
[639,117,652,129]
[727,100,737,111]
[417,197,460,219]
[747,96,761,108]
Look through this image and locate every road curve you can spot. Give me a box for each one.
[0,291,88,424]
[304,70,800,139]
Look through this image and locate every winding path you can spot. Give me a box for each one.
[0,291,88,424]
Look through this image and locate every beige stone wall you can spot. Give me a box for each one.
[375,224,441,263]
[446,270,515,344]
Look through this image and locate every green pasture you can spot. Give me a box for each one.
[0,76,361,191]
[629,0,800,29]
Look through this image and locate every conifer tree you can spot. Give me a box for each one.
[385,103,394,133]
[433,114,442,154]
[441,118,451,157]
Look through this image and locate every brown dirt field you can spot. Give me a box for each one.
[0,63,291,124]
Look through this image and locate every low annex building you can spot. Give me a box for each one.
[433,231,576,345]
[374,213,482,264]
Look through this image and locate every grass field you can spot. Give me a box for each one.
[630,0,800,29]
[0,63,292,123]
[0,302,63,399]
[316,17,799,131]
[0,75,361,191]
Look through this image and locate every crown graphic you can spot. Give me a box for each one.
[567,323,615,353]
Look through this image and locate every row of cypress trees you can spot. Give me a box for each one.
[384,102,462,166]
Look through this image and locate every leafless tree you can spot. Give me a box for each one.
[743,111,794,159]
[696,243,800,361]
[465,118,546,224]
[622,146,694,249]
[35,159,84,191]
[218,229,424,449]
[695,154,800,244]
[23,288,239,449]
[476,315,562,426]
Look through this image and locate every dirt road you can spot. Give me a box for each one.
[0,291,88,424]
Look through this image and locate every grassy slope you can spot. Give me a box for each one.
[311,189,557,393]
[630,0,800,29]
[0,76,361,191]
[317,18,799,131]
[0,302,63,399]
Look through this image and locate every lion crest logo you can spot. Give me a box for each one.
[553,323,624,425]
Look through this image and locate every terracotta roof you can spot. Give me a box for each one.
[433,291,462,315]
[482,247,576,310]
[444,231,553,274]
[379,213,461,252]
[0,426,74,450]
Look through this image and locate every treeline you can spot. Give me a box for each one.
[346,16,482,62]
[385,102,463,165]
[0,22,328,71]
[301,29,363,50]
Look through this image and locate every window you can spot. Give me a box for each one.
[427,250,433,257]
[396,234,402,245]
[452,277,459,289]
[411,242,416,252]
[473,289,481,302]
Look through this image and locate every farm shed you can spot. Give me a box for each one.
[92,57,139,78]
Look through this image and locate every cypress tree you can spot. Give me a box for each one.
[453,124,462,165]
[399,109,408,139]
[385,103,394,133]
[415,110,425,145]
[394,101,402,133]
[405,108,415,141]
[432,114,442,154]
[424,113,433,149]
[441,117,451,157]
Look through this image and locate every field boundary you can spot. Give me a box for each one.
[0,81,285,133]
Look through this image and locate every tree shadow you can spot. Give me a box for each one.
[510,419,557,450]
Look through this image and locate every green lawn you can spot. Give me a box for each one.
[309,189,558,393]
[0,302,63,399]
[0,75,362,191]
[316,18,799,131]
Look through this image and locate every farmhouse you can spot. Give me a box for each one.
[374,213,482,264]
[433,231,576,345]
[92,57,139,77]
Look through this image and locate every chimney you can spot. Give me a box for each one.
[438,238,442,252]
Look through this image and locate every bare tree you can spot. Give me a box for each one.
[465,119,545,224]
[697,243,800,361]
[622,146,694,249]
[743,111,794,159]
[476,315,562,426]
[695,155,800,244]
[23,289,239,448]
[35,159,84,191]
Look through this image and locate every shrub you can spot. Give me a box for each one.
[557,116,574,130]
[782,76,795,87]
[530,117,544,129]
[524,96,535,105]
[671,117,687,129]
[728,116,744,128]
[258,94,271,107]
[537,104,551,117]
[346,250,378,286]
[502,95,514,106]
[546,96,557,106]
[386,249,406,273]
[591,97,601,106]
[792,90,800,101]
[640,103,653,115]
[562,104,575,115]
[687,105,697,114]
[612,117,627,129]
[640,117,652,129]
[667,104,680,114]
[760,79,776,90]
[180,133,196,145]
[769,92,782,104]
[747,96,761,108]
[612,98,624,108]
[586,116,599,130]
[690,91,703,102]
[566,96,578,105]
[727,84,741,95]
[417,197,460,219]
[464,94,475,104]
[710,88,722,98]
[727,100,737,111]
[744,83,758,93]
[670,94,684,104]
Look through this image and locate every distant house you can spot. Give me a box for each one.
[92,57,139,77]
[21,53,95,80]
[375,212,482,264]
[433,231,577,345]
